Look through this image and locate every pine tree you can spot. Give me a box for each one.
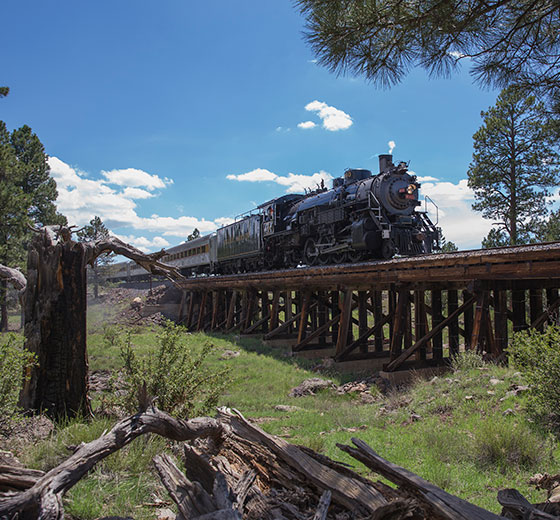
[0,122,66,330]
[77,216,113,299]
[468,86,560,246]
[537,209,560,242]
[297,1,560,96]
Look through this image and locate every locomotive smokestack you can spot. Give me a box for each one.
[379,154,393,173]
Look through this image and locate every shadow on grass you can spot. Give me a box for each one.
[204,331,359,384]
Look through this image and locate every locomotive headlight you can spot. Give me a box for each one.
[406,184,417,195]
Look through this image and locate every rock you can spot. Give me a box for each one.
[131,296,143,308]
[0,450,23,467]
[465,395,474,400]
[503,408,516,416]
[313,358,334,372]
[360,392,378,404]
[410,413,422,422]
[429,376,439,384]
[274,405,301,412]
[289,378,335,397]
[220,350,240,360]
[487,390,495,395]
[156,508,176,520]
[489,378,502,385]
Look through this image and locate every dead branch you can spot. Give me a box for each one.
[0,407,224,519]
[337,438,504,520]
[0,264,26,294]
[216,408,413,518]
[84,235,186,283]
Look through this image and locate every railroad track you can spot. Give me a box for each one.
[176,241,560,291]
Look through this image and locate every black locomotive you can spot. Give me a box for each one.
[214,154,439,273]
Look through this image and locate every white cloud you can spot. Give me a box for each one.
[226,168,277,183]
[416,175,439,182]
[449,50,468,60]
[215,217,235,227]
[419,178,492,249]
[114,234,170,250]
[49,157,232,249]
[122,187,154,199]
[304,100,353,131]
[298,121,316,129]
[227,168,333,194]
[101,167,172,191]
[388,140,396,154]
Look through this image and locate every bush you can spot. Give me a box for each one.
[0,334,36,428]
[472,417,553,471]
[509,325,560,429]
[117,321,230,418]
[450,349,485,372]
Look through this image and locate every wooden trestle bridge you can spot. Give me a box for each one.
[175,242,560,372]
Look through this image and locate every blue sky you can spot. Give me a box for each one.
[1,1,505,250]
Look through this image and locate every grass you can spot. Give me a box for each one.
[5,295,560,518]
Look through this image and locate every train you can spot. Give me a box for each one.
[107,154,440,281]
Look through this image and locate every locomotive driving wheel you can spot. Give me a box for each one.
[381,239,396,259]
[303,238,320,266]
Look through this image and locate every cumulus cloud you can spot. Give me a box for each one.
[49,157,231,251]
[114,234,171,250]
[226,168,277,183]
[227,168,333,194]
[122,187,154,199]
[419,178,492,249]
[215,217,236,227]
[416,175,439,182]
[298,121,316,129]
[304,100,353,131]
[101,167,172,190]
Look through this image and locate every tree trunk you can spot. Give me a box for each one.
[18,227,185,419]
[20,231,91,419]
[93,261,99,300]
[0,280,7,332]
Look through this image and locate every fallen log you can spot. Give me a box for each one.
[0,466,44,492]
[0,408,223,519]
[1,405,546,520]
[216,407,415,518]
[338,437,506,520]
[497,489,559,520]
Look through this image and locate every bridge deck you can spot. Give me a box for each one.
[177,242,560,291]
[171,242,560,373]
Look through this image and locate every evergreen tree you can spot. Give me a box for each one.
[536,209,560,242]
[297,0,560,96]
[0,87,9,98]
[468,86,560,246]
[77,216,113,299]
[441,239,459,252]
[0,122,66,330]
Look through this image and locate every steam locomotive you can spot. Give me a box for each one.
[109,154,440,280]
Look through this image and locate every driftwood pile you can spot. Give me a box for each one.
[0,406,559,520]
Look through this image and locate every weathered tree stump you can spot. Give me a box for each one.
[18,226,185,419]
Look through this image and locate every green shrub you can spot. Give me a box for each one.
[117,321,230,418]
[472,417,553,471]
[0,334,36,428]
[450,349,486,372]
[509,325,560,429]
